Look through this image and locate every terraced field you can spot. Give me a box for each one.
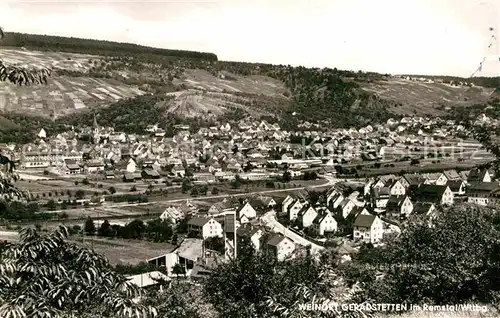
[0,49,145,118]
[361,77,496,116]
[175,69,288,96]
[165,69,290,118]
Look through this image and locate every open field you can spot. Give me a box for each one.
[75,237,174,265]
[362,77,496,116]
[0,230,171,265]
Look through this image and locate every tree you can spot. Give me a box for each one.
[147,183,154,194]
[203,237,224,253]
[84,216,96,236]
[181,179,191,193]
[0,28,51,86]
[124,219,146,239]
[108,186,116,194]
[282,170,291,182]
[176,217,189,234]
[142,283,214,318]
[75,189,85,200]
[145,219,173,242]
[211,187,220,195]
[0,226,157,317]
[348,204,500,307]
[46,199,57,211]
[190,186,199,197]
[97,220,113,237]
[172,263,186,279]
[171,232,178,245]
[204,236,326,318]
[230,178,242,189]
[130,185,137,192]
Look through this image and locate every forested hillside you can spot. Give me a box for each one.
[1,32,218,61]
[1,32,499,139]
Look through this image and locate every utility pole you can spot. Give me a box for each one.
[233,210,237,259]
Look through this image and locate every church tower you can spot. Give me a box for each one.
[92,112,100,144]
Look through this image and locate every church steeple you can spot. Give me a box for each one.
[92,112,100,144]
[92,112,99,131]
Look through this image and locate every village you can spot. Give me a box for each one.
[1,112,500,287]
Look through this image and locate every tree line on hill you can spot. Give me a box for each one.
[1,32,218,61]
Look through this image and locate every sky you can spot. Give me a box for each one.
[0,0,499,77]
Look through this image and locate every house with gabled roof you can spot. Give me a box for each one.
[187,217,223,239]
[265,235,295,261]
[288,198,305,221]
[237,201,257,222]
[142,169,160,179]
[297,205,318,228]
[353,214,384,244]
[64,159,81,175]
[468,168,492,183]
[412,202,436,216]
[208,200,235,216]
[237,225,264,251]
[329,192,345,210]
[386,195,413,218]
[258,196,276,209]
[422,172,448,186]
[447,180,466,196]
[413,184,454,206]
[337,198,356,219]
[311,210,337,236]
[160,206,184,224]
[370,187,391,209]
[443,169,461,181]
[400,174,425,189]
[466,182,500,206]
[281,195,295,215]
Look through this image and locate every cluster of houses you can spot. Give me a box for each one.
[5,113,496,188]
[153,165,498,274]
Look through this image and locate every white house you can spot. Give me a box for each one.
[266,235,295,261]
[386,195,413,218]
[237,226,264,251]
[281,195,295,215]
[126,159,137,173]
[297,205,318,228]
[187,217,223,239]
[447,180,466,196]
[311,211,337,236]
[237,202,257,221]
[388,180,406,195]
[38,128,47,139]
[422,172,449,186]
[288,199,305,221]
[338,198,356,219]
[160,206,184,223]
[415,184,454,206]
[468,168,492,183]
[259,196,277,209]
[353,214,384,244]
[466,182,500,206]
